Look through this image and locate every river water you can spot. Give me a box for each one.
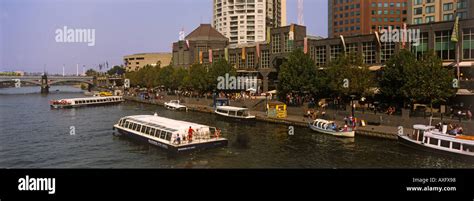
[0,86,472,168]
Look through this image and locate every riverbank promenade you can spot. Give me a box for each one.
[124,95,473,140]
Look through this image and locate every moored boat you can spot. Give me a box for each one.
[214,106,256,120]
[398,124,474,158]
[164,100,187,111]
[50,96,124,108]
[113,114,228,153]
[309,119,355,138]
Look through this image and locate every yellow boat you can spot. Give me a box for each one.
[456,135,474,141]
[99,92,113,97]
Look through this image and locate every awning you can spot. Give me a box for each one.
[369,65,382,71]
[443,62,474,67]
[267,90,277,94]
[456,89,474,96]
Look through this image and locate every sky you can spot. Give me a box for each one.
[0,0,328,74]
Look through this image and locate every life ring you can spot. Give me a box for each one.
[215,129,221,138]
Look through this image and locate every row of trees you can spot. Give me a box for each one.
[85,65,126,77]
[125,59,236,92]
[277,48,456,108]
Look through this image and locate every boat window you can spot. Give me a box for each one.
[463,144,474,152]
[237,111,244,116]
[166,132,172,141]
[132,123,137,130]
[149,128,155,136]
[136,124,142,132]
[141,126,147,133]
[210,127,216,135]
[429,138,439,146]
[440,140,450,148]
[124,121,129,128]
[145,127,151,135]
[452,142,461,150]
[159,130,166,139]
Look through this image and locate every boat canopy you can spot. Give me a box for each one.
[216,106,249,112]
[413,124,435,131]
[123,115,211,134]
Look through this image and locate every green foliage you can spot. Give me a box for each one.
[277,48,327,99]
[186,63,209,92]
[207,58,237,90]
[107,65,125,75]
[380,50,456,107]
[85,69,99,76]
[327,52,375,99]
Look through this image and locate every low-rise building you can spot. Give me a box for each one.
[124,53,172,72]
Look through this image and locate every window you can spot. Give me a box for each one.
[272,34,281,53]
[412,32,429,59]
[381,42,395,64]
[284,34,293,52]
[463,28,474,59]
[443,3,453,11]
[261,50,270,68]
[435,31,455,60]
[315,46,326,67]
[247,52,255,68]
[426,16,435,23]
[457,12,468,19]
[414,8,422,15]
[457,0,467,9]
[362,42,376,64]
[414,0,422,5]
[443,14,453,21]
[347,43,358,53]
[425,6,435,14]
[330,45,342,61]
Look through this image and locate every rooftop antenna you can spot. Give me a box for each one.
[297,0,304,26]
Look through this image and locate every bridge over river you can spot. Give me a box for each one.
[0,75,123,93]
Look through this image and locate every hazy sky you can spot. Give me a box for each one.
[0,0,328,73]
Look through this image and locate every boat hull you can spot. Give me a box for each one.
[397,135,474,159]
[164,104,187,111]
[214,111,256,122]
[309,124,355,138]
[114,127,228,153]
[50,101,123,109]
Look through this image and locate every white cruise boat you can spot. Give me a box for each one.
[215,106,256,120]
[398,124,474,158]
[50,96,124,108]
[164,100,187,111]
[309,119,355,138]
[113,114,228,153]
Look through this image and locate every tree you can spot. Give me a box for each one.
[380,50,456,111]
[171,67,188,90]
[107,65,125,76]
[405,50,456,112]
[185,64,209,92]
[158,65,175,89]
[85,69,98,76]
[277,48,327,100]
[327,52,374,100]
[208,58,237,90]
[380,49,418,106]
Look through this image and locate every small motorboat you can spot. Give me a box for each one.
[164,100,187,111]
[215,106,256,120]
[309,119,355,138]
